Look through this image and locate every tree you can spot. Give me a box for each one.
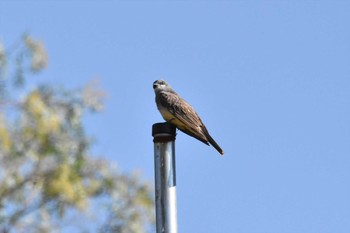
[0,35,154,233]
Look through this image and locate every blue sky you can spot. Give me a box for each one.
[1,1,350,232]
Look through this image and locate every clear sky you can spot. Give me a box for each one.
[1,1,350,232]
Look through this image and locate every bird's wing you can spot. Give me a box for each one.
[158,91,209,144]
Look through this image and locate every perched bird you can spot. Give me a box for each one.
[153,80,224,155]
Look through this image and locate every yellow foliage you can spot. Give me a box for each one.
[24,35,48,71]
[25,90,62,140]
[0,114,12,151]
[45,163,87,209]
[26,91,45,118]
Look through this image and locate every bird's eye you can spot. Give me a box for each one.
[153,84,157,89]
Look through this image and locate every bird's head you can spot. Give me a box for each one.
[153,80,171,92]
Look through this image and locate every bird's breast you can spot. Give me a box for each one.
[159,107,189,131]
[159,107,175,121]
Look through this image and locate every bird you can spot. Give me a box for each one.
[153,80,224,155]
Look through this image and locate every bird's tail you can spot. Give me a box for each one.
[206,133,224,156]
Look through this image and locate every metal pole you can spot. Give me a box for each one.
[152,122,178,233]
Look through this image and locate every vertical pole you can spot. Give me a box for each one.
[152,122,178,233]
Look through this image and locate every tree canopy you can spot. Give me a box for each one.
[0,35,154,233]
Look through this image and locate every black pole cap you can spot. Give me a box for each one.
[152,122,176,143]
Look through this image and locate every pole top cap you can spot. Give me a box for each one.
[152,122,176,137]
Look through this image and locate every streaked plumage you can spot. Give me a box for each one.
[153,80,224,155]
